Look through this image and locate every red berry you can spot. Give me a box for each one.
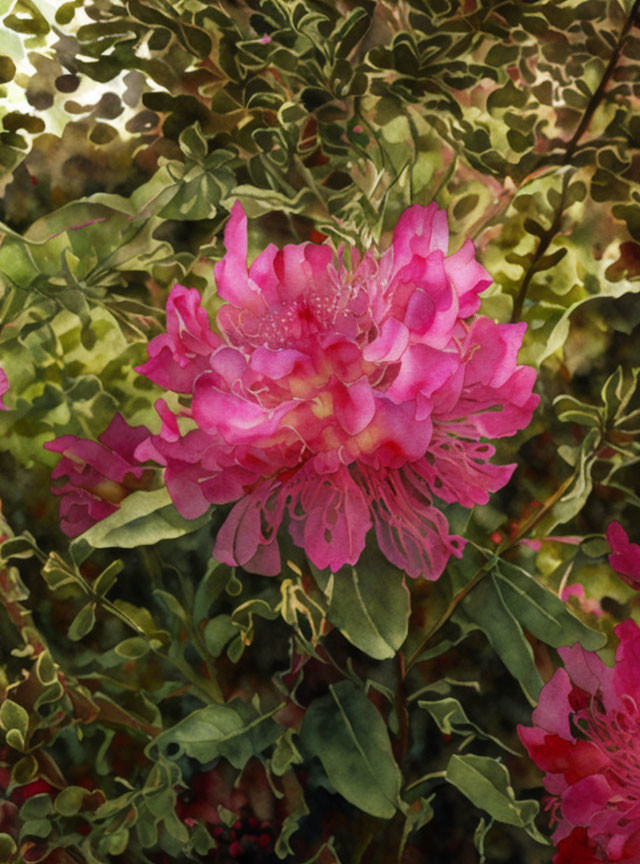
[258,832,272,849]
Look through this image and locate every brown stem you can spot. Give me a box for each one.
[511,170,572,323]
[405,468,580,673]
[564,0,640,163]
[405,564,490,672]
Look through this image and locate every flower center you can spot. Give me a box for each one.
[579,694,640,801]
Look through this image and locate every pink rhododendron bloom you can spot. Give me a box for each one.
[45,413,153,537]
[0,368,8,410]
[135,202,539,578]
[518,619,640,862]
[606,522,640,588]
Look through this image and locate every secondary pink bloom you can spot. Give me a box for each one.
[45,413,153,537]
[0,368,8,410]
[607,522,640,588]
[518,619,640,862]
[135,202,539,578]
[561,583,603,617]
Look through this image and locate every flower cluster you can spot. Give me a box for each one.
[44,413,154,537]
[131,202,538,579]
[519,619,640,862]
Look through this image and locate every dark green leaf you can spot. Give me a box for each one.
[320,556,410,660]
[446,754,546,843]
[418,696,517,753]
[493,563,606,651]
[70,488,212,563]
[150,700,281,769]
[300,681,401,819]
[68,603,96,641]
[461,577,543,702]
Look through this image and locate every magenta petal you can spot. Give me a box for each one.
[558,643,614,702]
[192,375,293,443]
[164,462,211,519]
[333,377,375,436]
[240,537,281,576]
[562,775,612,827]
[531,668,574,740]
[391,203,449,273]
[249,346,307,379]
[613,618,640,707]
[214,483,285,575]
[289,466,371,572]
[607,522,640,587]
[0,368,8,410]
[363,318,409,363]
[403,289,436,338]
[356,464,465,579]
[444,238,492,318]
[213,202,253,308]
[386,344,459,404]
[417,439,516,507]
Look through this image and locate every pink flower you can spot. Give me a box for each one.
[607,522,640,588]
[561,583,603,617]
[45,413,154,537]
[518,619,640,862]
[135,202,538,578]
[0,368,8,410]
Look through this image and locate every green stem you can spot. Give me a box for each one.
[99,594,223,703]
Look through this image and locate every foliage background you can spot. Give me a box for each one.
[0,0,639,862]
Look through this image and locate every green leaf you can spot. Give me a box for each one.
[602,366,639,425]
[154,589,189,622]
[493,564,606,651]
[223,185,316,218]
[300,681,402,819]
[418,697,517,753]
[193,562,233,627]
[0,833,17,862]
[19,794,53,821]
[474,817,493,864]
[321,556,410,660]
[460,577,543,703]
[149,699,281,769]
[115,637,150,660]
[446,754,547,843]
[334,7,371,57]
[70,488,212,563]
[270,728,303,776]
[41,554,77,591]
[0,697,26,736]
[93,559,124,597]
[532,429,600,536]
[54,786,86,817]
[0,533,36,560]
[203,614,236,658]
[553,394,602,427]
[19,819,52,840]
[68,603,96,641]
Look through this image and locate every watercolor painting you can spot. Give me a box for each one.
[0,1,639,862]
